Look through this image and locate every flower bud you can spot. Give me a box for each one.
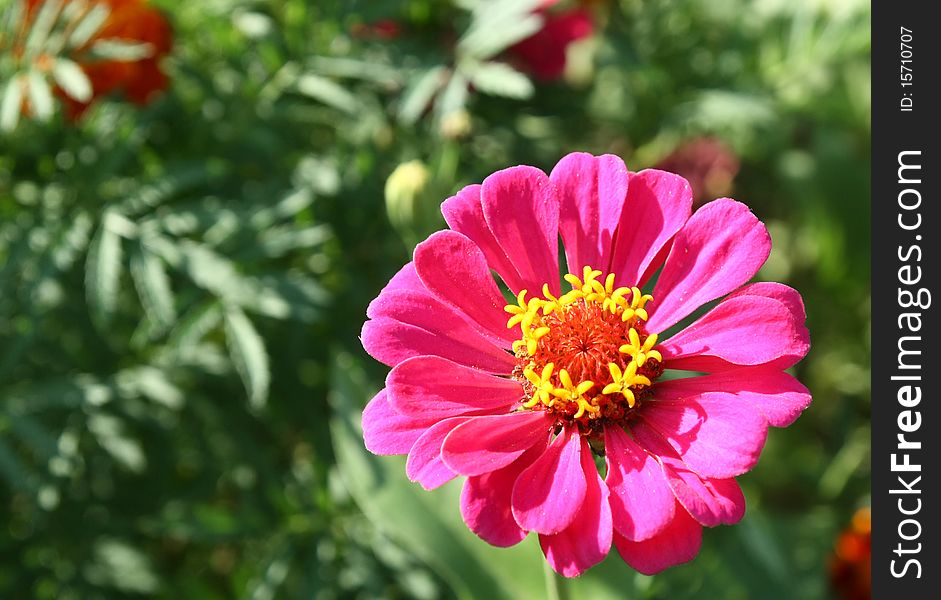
[384,160,431,241]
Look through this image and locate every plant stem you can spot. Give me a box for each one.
[542,559,569,600]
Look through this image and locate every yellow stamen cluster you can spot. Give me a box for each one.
[504,266,663,423]
[619,329,662,367]
[601,362,651,407]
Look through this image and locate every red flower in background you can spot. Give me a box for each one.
[350,19,402,41]
[829,508,871,600]
[655,138,740,206]
[24,0,172,118]
[508,2,594,81]
[349,2,594,84]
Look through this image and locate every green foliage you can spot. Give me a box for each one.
[1,0,870,598]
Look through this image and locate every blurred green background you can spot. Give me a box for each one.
[0,0,870,598]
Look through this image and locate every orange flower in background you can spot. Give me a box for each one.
[829,508,871,600]
[22,0,172,119]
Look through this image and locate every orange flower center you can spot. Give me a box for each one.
[505,267,663,432]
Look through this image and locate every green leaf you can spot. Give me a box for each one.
[176,241,252,302]
[115,366,184,410]
[253,273,328,322]
[398,66,446,124]
[88,414,146,473]
[458,0,544,59]
[309,56,400,86]
[296,73,358,113]
[736,512,790,586]
[120,165,216,216]
[435,72,470,122]
[1,76,23,131]
[52,59,92,102]
[85,214,125,326]
[26,70,54,121]
[1,1,25,46]
[130,241,176,334]
[166,301,223,352]
[88,538,160,594]
[464,61,533,99]
[250,188,315,228]
[88,39,155,61]
[257,224,331,258]
[224,306,270,409]
[67,3,111,49]
[24,0,63,56]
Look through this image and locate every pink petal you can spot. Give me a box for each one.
[460,445,545,547]
[608,169,692,288]
[366,262,423,305]
[633,424,745,527]
[511,426,586,535]
[660,294,809,372]
[441,411,553,476]
[731,281,807,317]
[361,316,515,374]
[441,184,525,293]
[387,356,522,421]
[550,152,629,273]
[655,368,811,428]
[362,389,434,456]
[613,502,702,575]
[646,199,771,333]
[361,263,516,373]
[481,166,561,295]
[539,437,613,577]
[604,426,675,541]
[406,417,473,490]
[638,393,768,479]
[727,282,811,369]
[414,231,516,345]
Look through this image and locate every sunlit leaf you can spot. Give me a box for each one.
[224,305,270,408]
[26,70,54,121]
[130,240,176,333]
[166,300,223,352]
[435,72,469,121]
[88,413,146,473]
[85,214,125,326]
[257,225,331,258]
[67,3,111,49]
[87,538,160,594]
[296,73,359,113]
[398,66,446,124]
[465,61,533,99]
[88,39,154,60]
[457,0,544,59]
[0,76,23,131]
[52,58,92,102]
[24,0,63,55]
[309,56,400,86]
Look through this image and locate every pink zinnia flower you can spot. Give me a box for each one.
[361,152,811,577]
